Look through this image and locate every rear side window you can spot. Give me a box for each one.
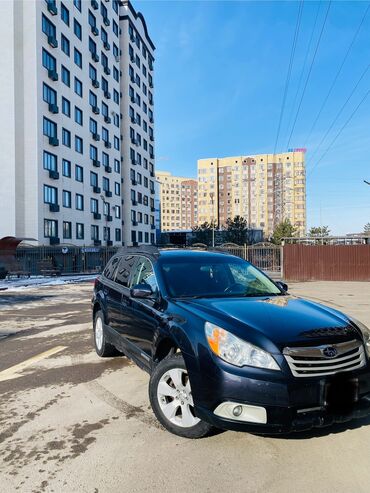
[102,256,119,280]
[115,255,136,287]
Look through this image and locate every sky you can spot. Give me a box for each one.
[135,0,370,235]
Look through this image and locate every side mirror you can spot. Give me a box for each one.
[276,281,288,292]
[130,283,153,299]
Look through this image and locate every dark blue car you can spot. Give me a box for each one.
[92,247,370,438]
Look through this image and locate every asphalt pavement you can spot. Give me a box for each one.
[1,280,370,493]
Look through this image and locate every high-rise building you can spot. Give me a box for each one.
[197,151,306,237]
[156,171,198,231]
[119,1,156,246]
[0,0,155,247]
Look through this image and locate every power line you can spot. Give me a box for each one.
[284,1,322,145]
[308,86,370,178]
[304,2,370,146]
[286,0,332,148]
[307,63,369,165]
[273,0,304,154]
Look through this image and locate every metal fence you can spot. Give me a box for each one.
[215,243,281,273]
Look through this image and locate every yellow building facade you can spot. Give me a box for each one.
[156,171,198,231]
[197,151,306,237]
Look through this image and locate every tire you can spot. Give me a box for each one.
[93,310,122,357]
[149,354,213,438]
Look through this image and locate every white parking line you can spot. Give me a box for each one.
[0,346,67,382]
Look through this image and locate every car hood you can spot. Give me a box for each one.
[174,295,360,352]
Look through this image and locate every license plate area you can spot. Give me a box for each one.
[325,378,358,413]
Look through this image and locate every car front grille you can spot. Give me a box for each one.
[283,339,366,378]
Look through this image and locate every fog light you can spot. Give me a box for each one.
[233,405,243,417]
[214,402,267,424]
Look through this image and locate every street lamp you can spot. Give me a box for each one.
[210,192,215,248]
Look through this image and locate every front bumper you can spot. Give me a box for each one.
[191,353,370,434]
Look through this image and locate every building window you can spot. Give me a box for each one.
[101,102,108,118]
[91,198,98,213]
[73,0,81,11]
[113,89,119,104]
[113,20,118,37]
[62,97,70,117]
[42,14,56,38]
[90,172,98,187]
[44,219,58,238]
[91,225,99,241]
[43,185,57,204]
[115,182,120,195]
[74,77,83,97]
[61,3,70,26]
[75,135,83,154]
[61,34,70,56]
[88,11,96,29]
[63,190,71,208]
[103,227,110,242]
[61,65,70,86]
[114,136,120,150]
[43,117,57,138]
[42,49,56,71]
[62,159,71,177]
[102,152,109,167]
[115,228,121,242]
[113,67,119,82]
[43,151,57,171]
[74,19,82,40]
[114,205,121,219]
[114,159,120,173]
[138,231,143,242]
[102,177,110,192]
[43,83,57,105]
[89,90,97,107]
[90,145,97,161]
[75,165,83,182]
[76,223,84,240]
[76,193,84,210]
[113,43,119,58]
[74,48,82,68]
[63,221,72,239]
[75,106,83,125]
[62,128,71,147]
[89,64,97,81]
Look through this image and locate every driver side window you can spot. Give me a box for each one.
[131,257,158,294]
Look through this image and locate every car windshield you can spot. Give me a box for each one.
[159,256,282,298]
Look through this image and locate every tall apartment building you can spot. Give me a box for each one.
[0,0,155,247]
[197,151,306,237]
[120,1,156,246]
[156,171,198,231]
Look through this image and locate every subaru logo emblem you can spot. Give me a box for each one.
[323,346,338,358]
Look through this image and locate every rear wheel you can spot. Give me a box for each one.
[94,310,121,357]
[149,354,213,438]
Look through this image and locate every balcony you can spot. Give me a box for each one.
[46,0,58,15]
[91,52,99,62]
[132,220,138,226]
[48,103,58,114]
[150,189,155,195]
[130,138,136,145]
[149,135,154,142]
[105,166,112,174]
[50,237,60,245]
[151,206,156,212]
[151,224,156,230]
[130,75,135,83]
[47,35,58,48]
[104,66,111,76]
[149,153,154,159]
[92,159,100,168]
[91,212,101,220]
[93,239,101,246]
[130,159,137,166]
[104,115,111,124]
[149,80,153,89]
[149,117,154,124]
[49,203,59,213]
[91,26,99,36]
[104,141,112,149]
[92,79,99,88]
[150,170,155,178]
[130,95,136,104]
[107,240,113,246]
[104,91,111,100]
[93,186,101,193]
[49,136,59,146]
[103,16,110,27]
[47,69,58,81]
[92,106,100,115]
[105,190,112,198]
[130,55,135,63]
[130,34,136,42]
[107,215,113,222]
[48,169,59,180]
[91,0,98,10]
[131,199,138,206]
[103,41,110,51]
[130,116,136,124]
[131,180,137,186]
[92,133,100,141]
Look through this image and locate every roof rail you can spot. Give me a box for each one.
[117,245,159,256]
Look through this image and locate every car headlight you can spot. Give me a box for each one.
[350,317,370,357]
[205,322,280,370]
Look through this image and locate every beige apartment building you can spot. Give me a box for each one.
[156,171,198,231]
[197,151,306,237]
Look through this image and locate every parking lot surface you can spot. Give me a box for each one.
[1,280,370,493]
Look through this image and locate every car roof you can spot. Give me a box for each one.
[116,246,233,261]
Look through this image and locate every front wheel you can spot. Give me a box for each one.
[149,354,213,438]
